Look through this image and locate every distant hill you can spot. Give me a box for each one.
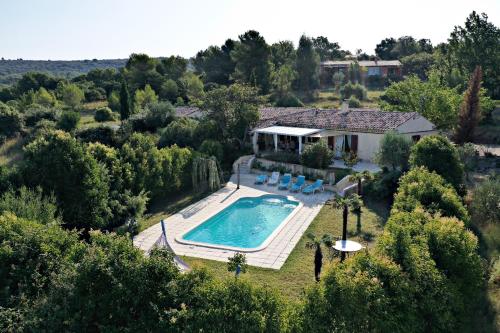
[0,59,127,85]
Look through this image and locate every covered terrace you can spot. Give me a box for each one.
[252,126,323,155]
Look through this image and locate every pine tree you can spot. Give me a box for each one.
[295,35,320,98]
[454,66,482,144]
[119,80,131,121]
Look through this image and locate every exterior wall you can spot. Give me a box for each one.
[396,115,436,134]
[356,132,384,161]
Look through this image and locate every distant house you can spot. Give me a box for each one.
[320,60,402,86]
[252,105,436,162]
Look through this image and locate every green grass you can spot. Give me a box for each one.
[78,101,120,130]
[139,191,209,232]
[0,136,24,167]
[183,197,389,300]
[303,89,384,109]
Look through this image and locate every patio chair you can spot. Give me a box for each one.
[302,179,324,194]
[254,174,268,184]
[267,171,280,186]
[278,173,292,190]
[290,175,305,192]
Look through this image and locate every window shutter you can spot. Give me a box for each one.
[351,135,358,153]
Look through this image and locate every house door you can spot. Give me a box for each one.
[327,136,335,150]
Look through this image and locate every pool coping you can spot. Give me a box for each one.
[174,194,303,253]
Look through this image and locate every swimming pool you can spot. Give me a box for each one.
[179,195,300,251]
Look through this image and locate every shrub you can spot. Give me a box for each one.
[0,102,23,138]
[143,101,175,130]
[262,151,301,164]
[347,95,361,107]
[392,167,469,223]
[375,131,413,170]
[158,117,198,148]
[24,105,60,126]
[340,82,367,100]
[470,174,499,225]
[94,107,116,122]
[301,140,333,169]
[409,135,464,193]
[57,111,80,132]
[364,169,402,200]
[199,139,223,162]
[275,92,304,107]
[107,91,120,112]
[76,126,118,146]
[85,87,106,102]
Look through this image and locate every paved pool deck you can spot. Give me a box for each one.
[134,174,333,269]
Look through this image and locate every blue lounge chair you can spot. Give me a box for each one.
[254,174,268,184]
[290,175,305,192]
[302,179,324,194]
[278,173,291,189]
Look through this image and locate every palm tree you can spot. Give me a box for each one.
[348,171,373,196]
[305,232,333,281]
[331,194,362,262]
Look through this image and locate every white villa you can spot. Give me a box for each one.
[175,104,438,163]
[251,105,437,162]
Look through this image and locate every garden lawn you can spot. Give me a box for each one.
[139,190,209,232]
[183,197,389,300]
[79,101,120,129]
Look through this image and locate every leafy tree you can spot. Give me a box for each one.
[193,39,236,85]
[271,64,297,98]
[270,40,296,68]
[34,87,57,107]
[199,139,223,162]
[107,90,120,112]
[0,102,23,138]
[470,174,499,225]
[375,37,397,59]
[134,84,158,111]
[295,35,320,97]
[332,71,345,93]
[0,187,61,225]
[0,213,80,308]
[157,55,187,81]
[143,101,175,130]
[159,117,199,148]
[375,131,413,170]
[57,83,84,109]
[401,52,435,79]
[301,140,333,169]
[392,167,469,223]
[203,83,260,144]
[409,135,464,192]
[231,30,272,93]
[447,11,500,98]
[380,72,462,129]
[119,80,132,120]
[124,53,163,92]
[15,72,61,96]
[23,131,111,230]
[312,36,347,60]
[180,72,205,102]
[391,36,420,58]
[160,79,179,102]
[454,66,482,144]
[227,252,248,277]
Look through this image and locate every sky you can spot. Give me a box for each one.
[1,0,499,60]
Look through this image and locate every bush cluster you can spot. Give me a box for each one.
[340,82,367,100]
[94,106,116,122]
[301,140,333,169]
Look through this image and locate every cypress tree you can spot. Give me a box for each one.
[119,80,131,121]
[454,66,482,144]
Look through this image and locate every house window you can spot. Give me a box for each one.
[412,135,421,142]
[368,67,381,76]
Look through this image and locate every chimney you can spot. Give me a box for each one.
[341,100,349,112]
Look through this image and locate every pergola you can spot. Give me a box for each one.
[252,126,323,154]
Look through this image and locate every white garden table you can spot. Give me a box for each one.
[333,240,363,257]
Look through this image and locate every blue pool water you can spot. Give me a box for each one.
[182,195,299,249]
